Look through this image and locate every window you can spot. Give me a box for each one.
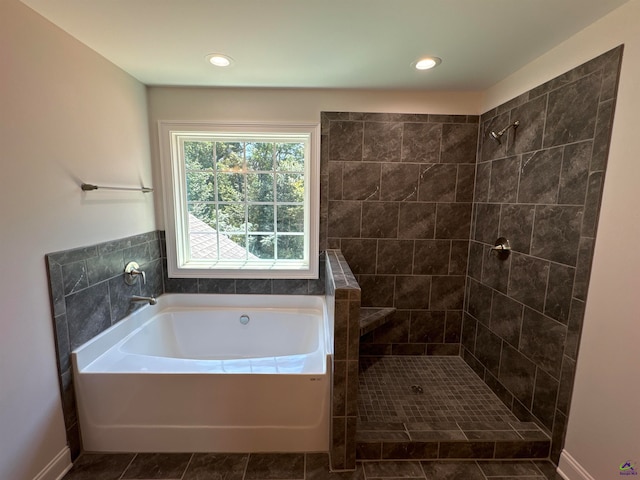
[159,122,320,279]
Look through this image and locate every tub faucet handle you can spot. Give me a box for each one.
[124,261,146,285]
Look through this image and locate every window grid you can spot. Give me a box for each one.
[184,139,305,262]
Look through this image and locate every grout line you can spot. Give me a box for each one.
[179,453,195,480]
[118,453,137,480]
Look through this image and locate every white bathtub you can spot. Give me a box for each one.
[72,293,332,453]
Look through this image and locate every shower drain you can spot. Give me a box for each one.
[410,384,424,394]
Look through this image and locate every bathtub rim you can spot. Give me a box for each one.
[72,293,331,373]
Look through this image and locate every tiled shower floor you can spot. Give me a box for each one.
[356,356,551,461]
[358,356,518,424]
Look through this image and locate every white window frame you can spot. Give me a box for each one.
[158,121,320,279]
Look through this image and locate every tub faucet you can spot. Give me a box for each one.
[131,295,157,306]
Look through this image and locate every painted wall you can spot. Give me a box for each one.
[483,1,640,479]
[0,1,155,479]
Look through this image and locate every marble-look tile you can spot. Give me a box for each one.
[409,311,445,343]
[557,356,576,415]
[272,279,309,294]
[413,240,450,275]
[445,311,463,343]
[544,263,574,324]
[376,240,414,275]
[381,441,439,460]
[531,205,583,266]
[235,279,272,294]
[438,441,495,459]
[244,453,305,480]
[461,314,478,354]
[474,323,502,377]
[507,253,549,312]
[456,164,476,203]
[558,141,591,205]
[440,123,478,164]
[489,157,520,203]
[87,250,125,285]
[363,460,424,478]
[591,99,615,171]
[449,240,469,275]
[197,278,236,294]
[473,203,500,244]
[398,203,436,240]
[54,314,71,373]
[430,275,465,310]
[507,95,547,155]
[572,237,595,301]
[108,275,140,324]
[564,298,585,360]
[550,410,568,464]
[306,453,364,480]
[358,275,395,307]
[490,291,524,348]
[467,241,484,281]
[494,440,550,459]
[418,164,457,202]
[473,162,491,203]
[401,122,442,163]
[395,276,431,309]
[543,71,602,148]
[65,282,111,350]
[343,162,381,201]
[499,204,535,254]
[482,247,511,294]
[517,147,563,204]
[183,453,248,480]
[62,261,89,296]
[519,308,567,379]
[435,203,472,240]
[380,163,419,201]
[532,367,559,431]
[363,122,403,162]
[477,460,544,477]
[329,121,363,161]
[582,171,604,237]
[499,343,537,408]
[63,453,135,480]
[362,203,399,238]
[328,201,362,238]
[340,239,377,275]
[141,258,164,298]
[122,453,192,479]
[328,162,344,200]
[467,278,492,325]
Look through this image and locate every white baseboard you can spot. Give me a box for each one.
[33,447,72,480]
[558,450,597,480]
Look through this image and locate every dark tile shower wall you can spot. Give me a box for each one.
[325,250,361,471]
[320,112,479,356]
[463,46,623,464]
[46,231,164,459]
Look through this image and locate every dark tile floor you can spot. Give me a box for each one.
[356,356,550,461]
[62,452,562,479]
[358,356,517,424]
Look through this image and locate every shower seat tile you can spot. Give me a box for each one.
[457,421,515,431]
[356,430,411,442]
[357,421,406,431]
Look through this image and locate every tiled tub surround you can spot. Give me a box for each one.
[325,250,361,471]
[46,231,163,459]
[463,46,623,464]
[321,112,479,356]
[46,231,327,459]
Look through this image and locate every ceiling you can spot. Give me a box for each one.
[21,0,630,91]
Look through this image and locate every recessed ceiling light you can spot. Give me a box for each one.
[413,56,442,70]
[206,53,233,67]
